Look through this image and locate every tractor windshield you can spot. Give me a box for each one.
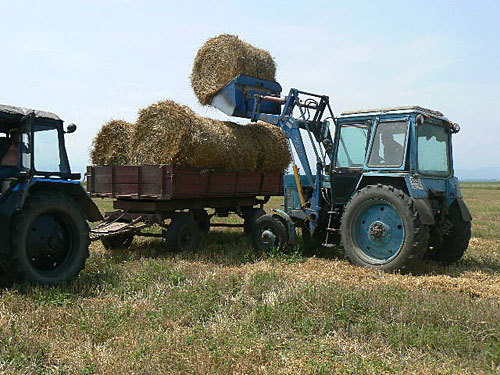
[417,123,450,176]
[335,125,369,168]
[33,124,65,173]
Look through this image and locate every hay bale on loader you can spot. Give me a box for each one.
[129,100,290,172]
[191,34,277,105]
[90,120,134,165]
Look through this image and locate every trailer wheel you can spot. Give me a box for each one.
[101,234,134,250]
[191,209,210,234]
[167,214,200,252]
[9,192,90,285]
[243,208,266,235]
[426,204,471,264]
[340,184,429,272]
[252,214,288,253]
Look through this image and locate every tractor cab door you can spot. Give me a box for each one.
[330,123,370,203]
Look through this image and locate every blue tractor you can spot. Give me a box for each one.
[211,75,472,272]
[0,105,102,284]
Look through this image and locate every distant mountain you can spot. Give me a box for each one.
[454,166,500,181]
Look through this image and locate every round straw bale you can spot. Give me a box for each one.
[247,122,291,172]
[90,120,133,165]
[130,100,290,172]
[191,34,277,105]
[129,100,196,165]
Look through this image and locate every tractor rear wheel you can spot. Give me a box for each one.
[340,184,428,272]
[426,205,471,264]
[9,192,90,285]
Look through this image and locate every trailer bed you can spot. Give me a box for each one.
[86,165,283,200]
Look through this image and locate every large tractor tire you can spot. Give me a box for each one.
[340,184,429,272]
[242,207,266,235]
[166,213,201,252]
[426,205,471,264]
[252,214,289,253]
[9,192,90,285]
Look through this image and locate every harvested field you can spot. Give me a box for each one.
[191,34,276,105]
[1,182,499,374]
[129,100,290,172]
[90,120,134,165]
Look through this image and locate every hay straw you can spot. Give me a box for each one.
[129,100,290,172]
[90,120,133,165]
[191,34,277,105]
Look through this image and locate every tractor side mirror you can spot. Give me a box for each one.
[65,123,77,134]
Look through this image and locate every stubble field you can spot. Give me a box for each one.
[0,183,499,374]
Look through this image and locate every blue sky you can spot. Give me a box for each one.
[0,0,499,179]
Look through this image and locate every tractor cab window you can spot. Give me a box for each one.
[368,121,407,167]
[33,125,62,173]
[417,123,450,176]
[335,125,369,168]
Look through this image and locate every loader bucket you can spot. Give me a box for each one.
[210,75,282,119]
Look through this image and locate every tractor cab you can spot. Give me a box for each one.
[330,106,461,204]
[0,104,79,190]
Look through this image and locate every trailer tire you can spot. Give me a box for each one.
[9,192,90,285]
[341,184,428,272]
[101,234,134,250]
[191,209,210,234]
[243,208,266,235]
[252,214,288,253]
[167,214,200,252]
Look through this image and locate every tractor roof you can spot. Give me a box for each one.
[0,104,61,121]
[340,106,448,121]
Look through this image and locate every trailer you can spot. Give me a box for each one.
[86,165,283,251]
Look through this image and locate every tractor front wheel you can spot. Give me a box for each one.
[242,207,266,235]
[340,184,428,272]
[252,214,289,253]
[9,192,90,285]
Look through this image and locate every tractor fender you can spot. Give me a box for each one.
[411,198,435,225]
[271,209,298,245]
[29,179,103,222]
[454,198,472,222]
[0,189,21,255]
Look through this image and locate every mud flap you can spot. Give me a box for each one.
[456,198,472,222]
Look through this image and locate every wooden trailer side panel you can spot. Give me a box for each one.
[87,165,283,200]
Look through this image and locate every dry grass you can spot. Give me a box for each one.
[90,120,134,165]
[191,34,276,105]
[129,100,290,172]
[1,183,499,374]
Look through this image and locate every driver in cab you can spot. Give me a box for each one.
[0,129,21,183]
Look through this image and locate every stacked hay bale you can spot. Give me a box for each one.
[129,100,290,172]
[191,34,277,105]
[90,34,290,173]
[90,120,133,165]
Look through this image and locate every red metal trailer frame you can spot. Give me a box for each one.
[86,165,284,251]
